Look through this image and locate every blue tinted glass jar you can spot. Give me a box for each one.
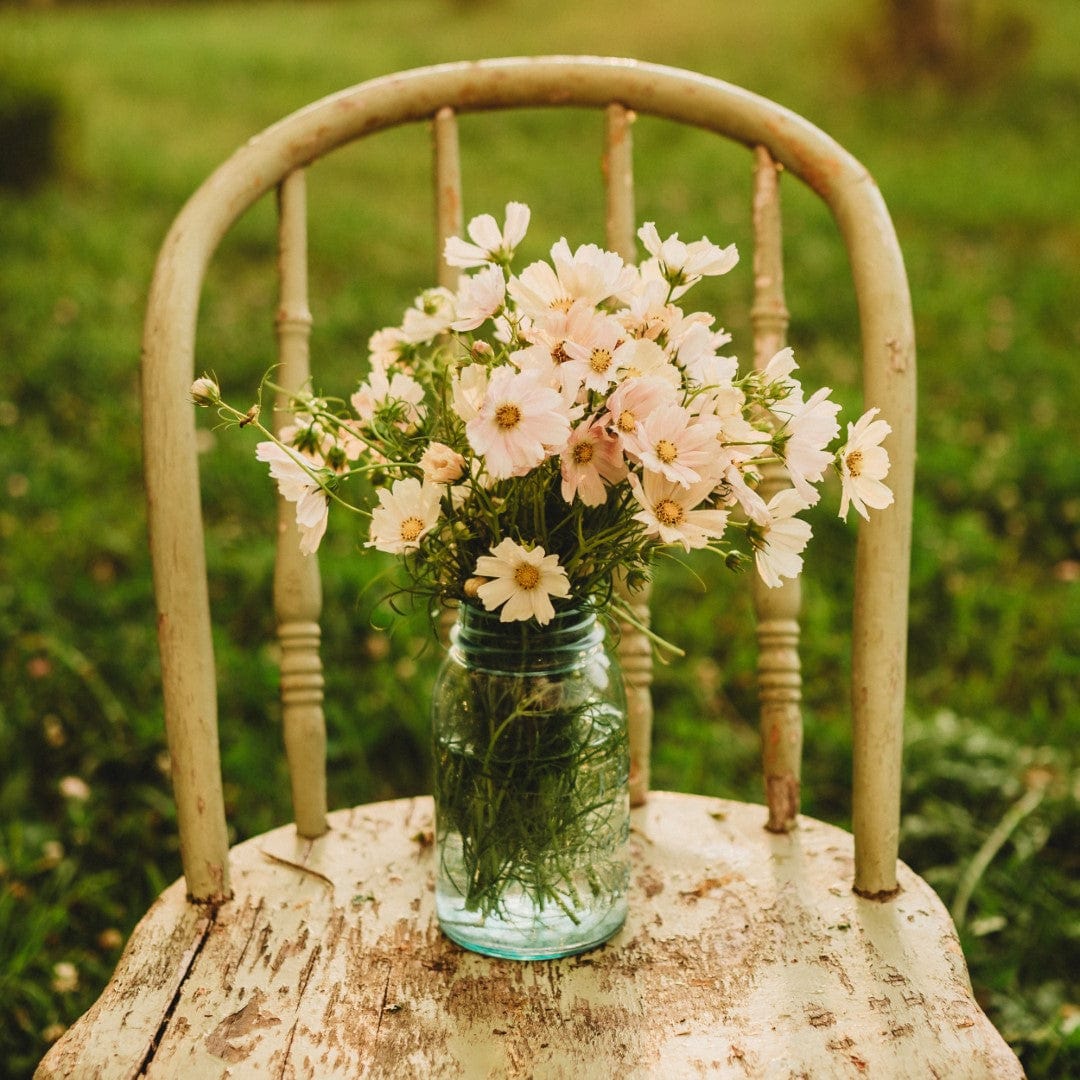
[431,603,630,960]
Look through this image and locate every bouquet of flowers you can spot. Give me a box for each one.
[193,201,893,633]
[193,203,894,956]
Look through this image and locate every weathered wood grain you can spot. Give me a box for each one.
[38,794,1023,1079]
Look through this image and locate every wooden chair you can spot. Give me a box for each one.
[37,58,1023,1078]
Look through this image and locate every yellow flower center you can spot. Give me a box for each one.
[846,449,864,477]
[494,403,522,430]
[513,563,541,590]
[572,442,595,465]
[617,410,636,433]
[549,296,574,313]
[655,499,684,527]
[589,348,613,375]
[399,516,425,542]
[655,439,679,464]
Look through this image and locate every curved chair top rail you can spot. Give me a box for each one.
[142,56,915,902]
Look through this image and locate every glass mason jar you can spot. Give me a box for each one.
[431,603,630,960]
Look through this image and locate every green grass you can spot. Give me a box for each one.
[1,0,1078,1075]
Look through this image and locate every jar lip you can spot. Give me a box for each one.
[455,601,597,629]
[449,602,607,671]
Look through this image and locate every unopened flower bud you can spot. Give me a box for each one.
[190,376,220,407]
[725,550,749,572]
[419,441,466,483]
[463,576,488,598]
[470,340,494,361]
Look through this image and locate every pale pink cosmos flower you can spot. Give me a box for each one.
[367,326,410,370]
[443,202,531,268]
[838,408,894,520]
[474,538,571,625]
[350,367,425,427]
[754,488,813,589]
[400,287,456,344]
[516,299,599,399]
[365,477,442,555]
[628,471,730,552]
[560,309,634,395]
[508,239,635,321]
[466,366,572,479]
[255,441,330,556]
[602,376,680,453]
[637,223,739,299]
[560,417,627,506]
[626,403,723,488]
[451,264,507,332]
[419,441,466,483]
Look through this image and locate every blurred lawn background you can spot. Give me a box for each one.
[1,0,1077,1075]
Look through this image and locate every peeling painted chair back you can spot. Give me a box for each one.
[143,57,915,902]
[37,58,1026,1079]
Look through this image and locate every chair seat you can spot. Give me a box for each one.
[37,792,1021,1079]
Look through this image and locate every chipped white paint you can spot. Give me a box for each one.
[37,794,1023,1079]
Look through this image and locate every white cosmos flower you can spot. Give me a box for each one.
[444,202,531,268]
[637,223,739,299]
[508,239,635,320]
[762,346,800,391]
[450,264,507,332]
[400,287,456,344]
[628,471,730,552]
[838,408,894,520]
[474,538,571,625]
[365,477,442,555]
[612,337,681,387]
[754,488,813,589]
[625,403,722,488]
[777,385,842,506]
[254,442,330,556]
[450,363,490,424]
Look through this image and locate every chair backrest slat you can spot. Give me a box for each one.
[603,103,636,262]
[433,106,464,291]
[273,168,328,840]
[749,146,803,834]
[599,102,654,806]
